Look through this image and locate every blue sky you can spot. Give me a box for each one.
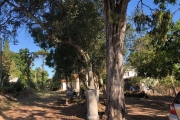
[9,0,180,78]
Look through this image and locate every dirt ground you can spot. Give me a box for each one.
[0,90,174,120]
[124,96,173,120]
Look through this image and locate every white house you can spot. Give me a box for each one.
[123,67,137,79]
[9,77,18,83]
[123,67,138,90]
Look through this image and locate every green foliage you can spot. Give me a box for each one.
[19,48,33,82]
[134,0,175,48]
[158,75,180,87]
[153,0,176,5]
[35,50,48,57]
[101,71,106,84]
[33,67,49,89]
[91,39,106,78]
[1,41,35,90]
[4,47,50,91]
[51,78,60,90]
[10,52,23,77]
[34,49,49,89]
[46,45,81,80]
[172,64,180,81]
[2,40,11,77]
[36,1,105,84]
[128,77,142,86]
[0,0,105,90]
[13,79,27,92]
[1,40,20,87]
[140,77,159,88]
[129,18,180,79]
[134,10,151,32]
[28,0,104,49]
[34,67,43,83]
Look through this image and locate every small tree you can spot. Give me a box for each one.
[1,40,11,88]
[35,50,48,90]
[19,48,36,89]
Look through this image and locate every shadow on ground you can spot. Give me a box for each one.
[0,90,86,120]
[0,91,175,120]
[124,95,174,120]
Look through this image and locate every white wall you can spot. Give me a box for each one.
[123,69,137,79]
[62,82,67,90]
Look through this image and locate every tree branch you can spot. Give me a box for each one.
[0,10,13,26]
[137,0,157,14]
[6,0,61,44]
[173,7,180,14]
[0,0,7,8]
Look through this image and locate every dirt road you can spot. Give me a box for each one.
[0,91,174,120]
[0,91,86,120]
[125,96,173,120]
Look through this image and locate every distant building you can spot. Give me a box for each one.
[123,67,137,80]
[123,67,138,90]
[61,79,67,90]
[71,74,80,93]
[9,77,18,83]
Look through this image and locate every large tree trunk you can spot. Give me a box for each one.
[103,0,130,119]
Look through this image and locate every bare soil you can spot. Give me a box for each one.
[0,90,174,120]
[124,96,173,120]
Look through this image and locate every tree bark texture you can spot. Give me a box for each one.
[103,0,130,119]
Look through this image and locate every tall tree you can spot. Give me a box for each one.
[35,50,48,89]
[19,48,35,88]
[0,0,104,89]
[1,40,11,87]
[33,67,49,89]
[29,0,104,89]
[46,45,82,81]
[103,0,178,119]
[103,1,129,119]
[0,40,20,87]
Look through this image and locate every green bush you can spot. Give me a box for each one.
[128,77,142,86]
[12,79,27,92]
[11,78,36,92]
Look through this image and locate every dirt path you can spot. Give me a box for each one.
[0,90,86,120]
[125,96,174,120]
[0,91,174,120]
